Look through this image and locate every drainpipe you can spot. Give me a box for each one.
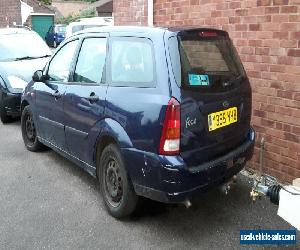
[147,0,153,26]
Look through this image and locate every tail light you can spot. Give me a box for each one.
[199,31,217,37]
[159,97,180,155]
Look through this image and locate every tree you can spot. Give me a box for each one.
[38,0,52,5]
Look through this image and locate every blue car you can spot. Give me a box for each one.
[45,24,66,48]
[21,26,255,218]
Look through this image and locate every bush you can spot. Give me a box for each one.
[56,8,96,25]
[38,0,52,5]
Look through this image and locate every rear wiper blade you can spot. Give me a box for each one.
[227,75,244,83]
[15,55,51,61]
[222,75,244,88]
[232,75,244,83]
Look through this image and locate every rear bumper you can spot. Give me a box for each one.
[123,127,255,203]
[56,36,65,43]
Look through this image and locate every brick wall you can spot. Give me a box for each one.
[114,0,300,183]
[114,0,148,25]
[0,0,21,27]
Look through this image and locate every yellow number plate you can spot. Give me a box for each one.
[208,107,237,131]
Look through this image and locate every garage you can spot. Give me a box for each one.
[31,14,54,40]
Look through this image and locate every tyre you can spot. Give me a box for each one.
[98,144,138,219]
[0,103,11,124]
[21,106,45,152]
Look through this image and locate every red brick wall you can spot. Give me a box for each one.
[0,0,21,27]
[114,0,300,183]
[114,0,148,25]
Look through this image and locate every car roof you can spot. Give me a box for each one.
[74,26,165,34]
[0,28,33,36]
[71,25,226,38]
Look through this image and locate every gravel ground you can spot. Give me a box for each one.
[0,120,297,249]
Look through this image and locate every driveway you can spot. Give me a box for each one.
[0,120,295,249]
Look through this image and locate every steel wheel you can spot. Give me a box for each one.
[21,105,46,152]
[103,157,123,208]
[25,113,36,144]
[98,144,138,218]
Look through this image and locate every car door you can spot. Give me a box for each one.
[64,35,108,164]
[35,39,79,150]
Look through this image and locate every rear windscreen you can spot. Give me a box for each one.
[55,26,66,33]
[168,31,246,92]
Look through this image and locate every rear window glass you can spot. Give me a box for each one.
[55,26,66,33]
[181,40,229,72]
[110,37,155,87]
[168,32,246,92]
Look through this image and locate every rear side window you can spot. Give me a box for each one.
[110,37,155,87]
[168,31,246,92]
[74,37,107,84]
[72,25,83,34]
[168,36,181,85]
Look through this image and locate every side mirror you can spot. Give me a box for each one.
[32,70,48,82]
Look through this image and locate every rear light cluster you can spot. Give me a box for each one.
[159,97,181,155]
[199,31,217,37]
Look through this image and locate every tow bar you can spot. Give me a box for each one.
[250,137,300,230]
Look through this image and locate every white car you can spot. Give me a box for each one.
[65,17,113,38]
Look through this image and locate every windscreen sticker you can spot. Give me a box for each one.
[188,74,210,86]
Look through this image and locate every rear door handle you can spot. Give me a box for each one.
[87,93,99,102]
[52,90,61,98]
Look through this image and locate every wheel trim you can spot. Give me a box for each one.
[104,158,123,208]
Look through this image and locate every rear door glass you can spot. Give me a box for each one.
[168,31,246,92]
[74,37,107,84]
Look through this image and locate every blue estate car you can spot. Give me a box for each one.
[21,26,255,218]
[45,24,66,48]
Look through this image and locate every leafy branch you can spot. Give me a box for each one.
[56,8,96,25]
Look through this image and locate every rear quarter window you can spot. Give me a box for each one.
[109,37,155,87]
[72,25,83,34]
[168,36,181,86]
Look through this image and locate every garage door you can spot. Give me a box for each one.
[31,15,54,40]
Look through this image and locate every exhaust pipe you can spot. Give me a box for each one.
[221,183,231,195]
[183,199,192,208]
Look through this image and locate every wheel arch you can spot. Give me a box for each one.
[21,100,29,113]
[93,118,133,179]
[95,135,117,179]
